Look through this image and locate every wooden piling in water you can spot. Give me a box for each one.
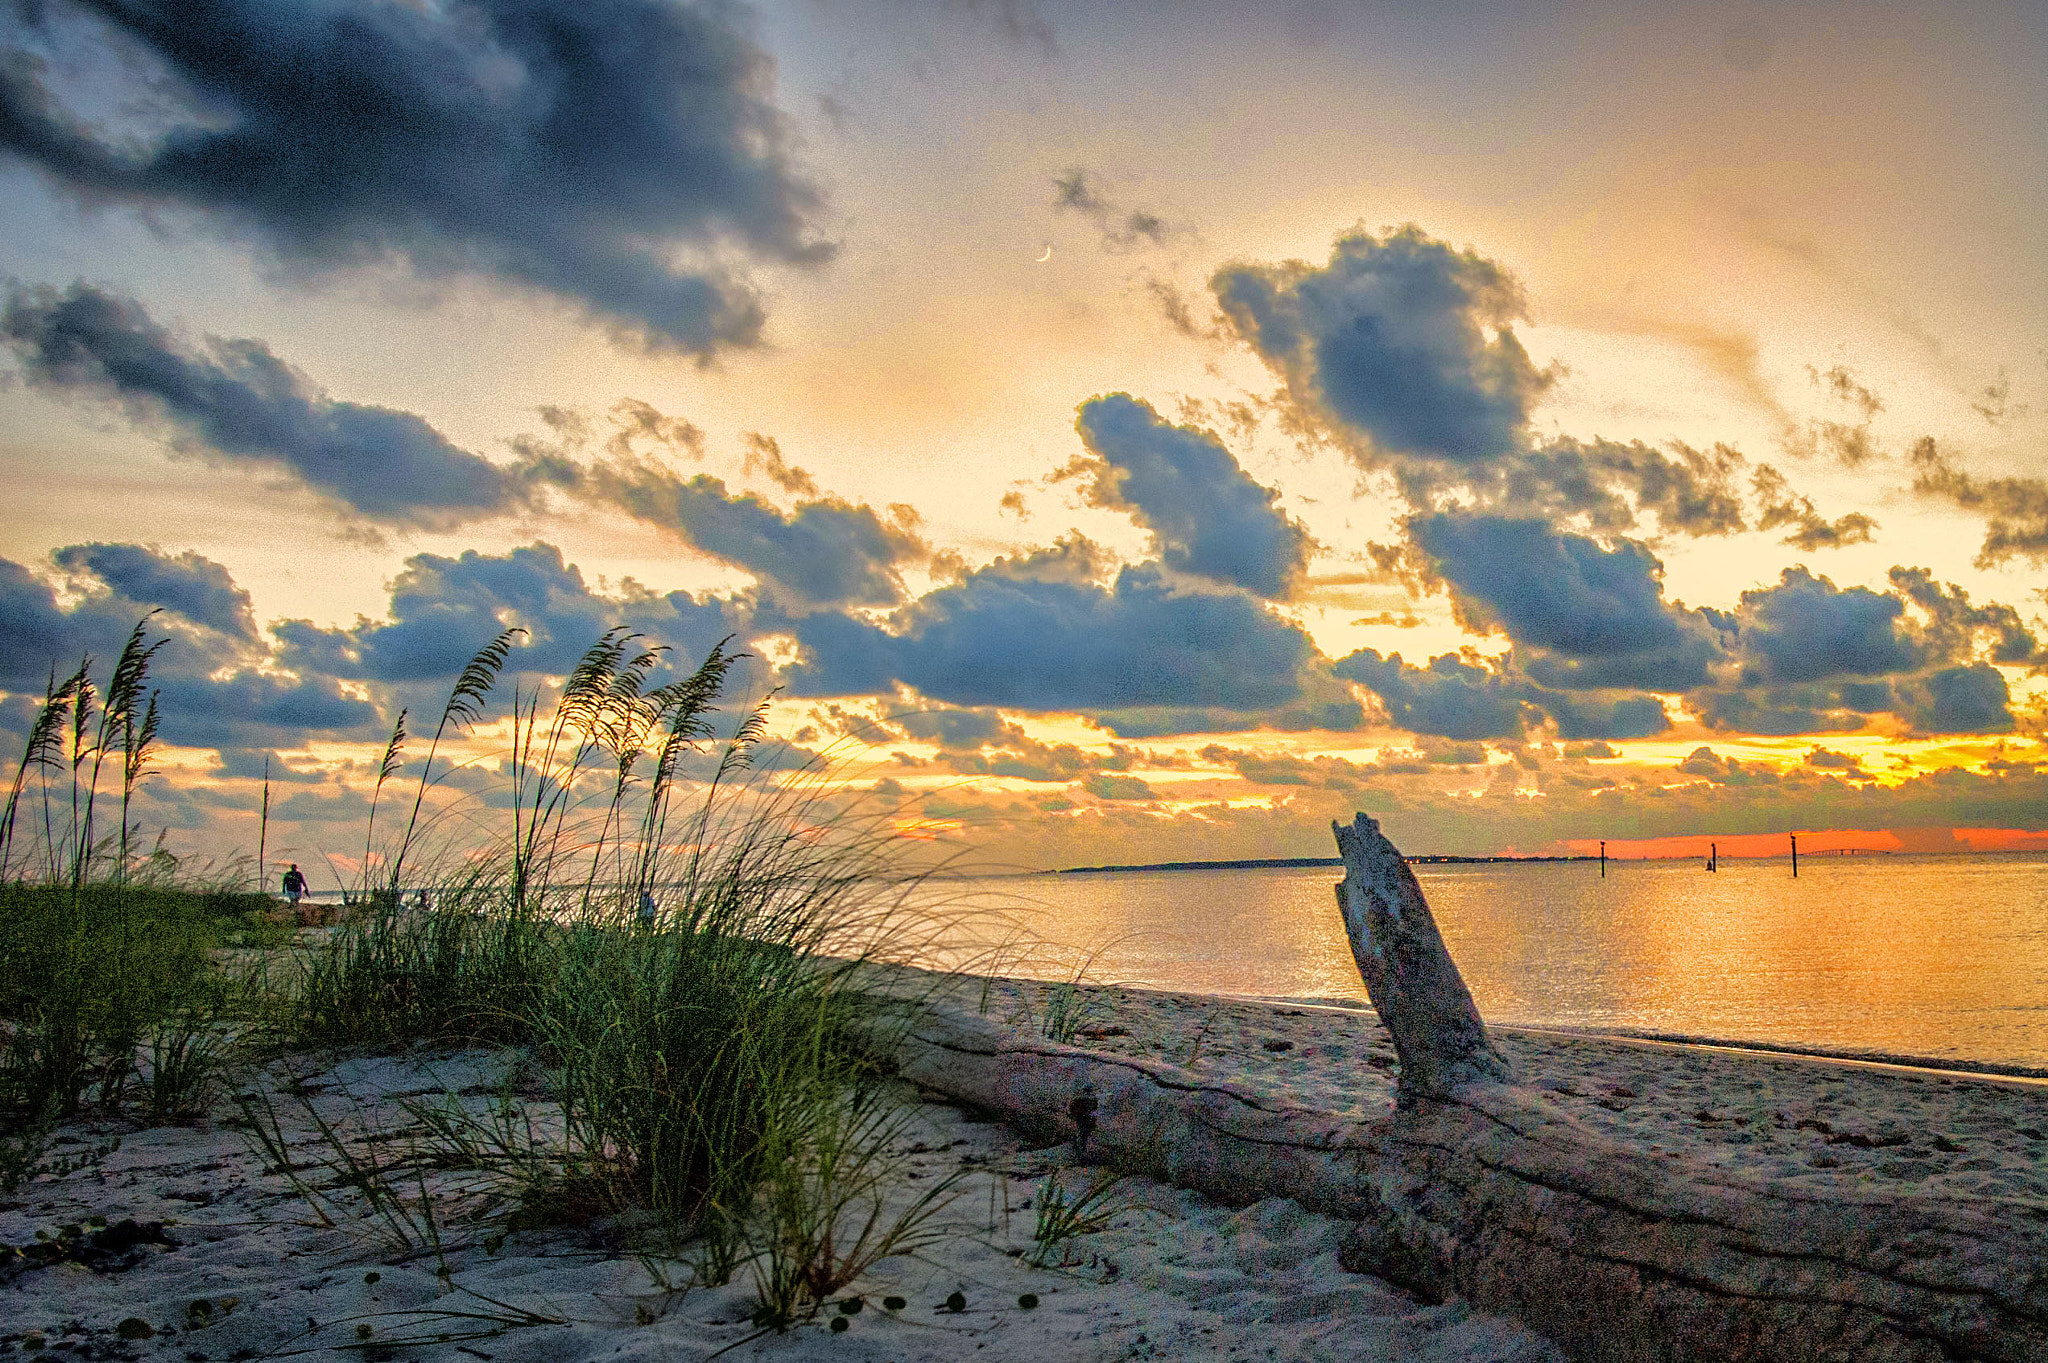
[1790,832,1798,877]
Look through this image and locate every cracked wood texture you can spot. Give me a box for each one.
[885,815,2048,1362]
[1332,813,1511,1100]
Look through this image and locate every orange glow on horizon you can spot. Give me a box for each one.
[1561,827,2048,860]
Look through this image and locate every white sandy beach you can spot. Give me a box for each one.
[7,976,2046,1363]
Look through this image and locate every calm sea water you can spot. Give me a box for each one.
[939,853,2048,1069]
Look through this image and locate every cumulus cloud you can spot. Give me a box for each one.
[1690,681,1893,736]
[1070,394,1310,598]
[3,283,524,527]
[1729,567,1921,684]
[1892,664,2013,736]
[1085,694,1364,740]
[0,543,267,685]
[50,542,255,641]
[274,542,747,688]
[513,402,924,610]
[1677,566,2033,737]
[781,560,1319,719]
[1888,566,2043,669]
[1408,513,1728,691]
[588,462,924,609]
[1208,231,1881,548]
[0,545,379,748]
[1393,512,2027,738]
[1332,648,1527,740]
[1213,224,1551,468]
[1333,645,1669,741]
[1525,686,1670,741]
[0,0,829,353]
[888,706,1011,751]
[1909,438,2048,567]
[1673,746,1779,786]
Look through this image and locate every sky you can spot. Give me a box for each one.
[1,0,2045,872]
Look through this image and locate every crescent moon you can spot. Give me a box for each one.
[1035,243,1053,263]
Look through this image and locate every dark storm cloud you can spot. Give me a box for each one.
[782,562,1317,715]
[3,283,522,527]
[1213,224,1551,466]
[0,0,828,353]
[1071,393,1310,598]
[1729,567,1921,684]
[589,462,923,609]
[1331,648,1526,741]
[1408,513,1728,691]
[274,542,747,686]
[1909,438,2048,567]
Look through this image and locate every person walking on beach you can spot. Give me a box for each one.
[638,889,658,929]
[282,863,314,925]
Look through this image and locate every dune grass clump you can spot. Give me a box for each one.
[0,624,270,1180]
[270,631,959,1319]
[2,619,962,1323]
[0,872,274,1194]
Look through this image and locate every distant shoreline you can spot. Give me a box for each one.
[1054,854,1594,874]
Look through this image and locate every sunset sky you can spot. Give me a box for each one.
[2,0,2045,870]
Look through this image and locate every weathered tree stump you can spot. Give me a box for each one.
[888,813,2048,1362]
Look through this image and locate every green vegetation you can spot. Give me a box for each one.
[0,619,964,1327]
[0,621,276,1186]
[1028,1166,1137,1268]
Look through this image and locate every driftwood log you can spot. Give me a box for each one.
[890,814,2048,1362]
